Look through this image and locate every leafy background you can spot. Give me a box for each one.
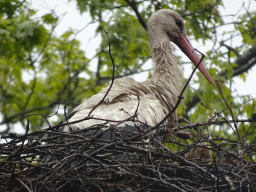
[0,0,256,144]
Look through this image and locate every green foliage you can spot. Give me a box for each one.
[0,0,95,132]
[99,10,150,77]
[236,11,256,46]
[42,13,58,24]
[74,0,116,19]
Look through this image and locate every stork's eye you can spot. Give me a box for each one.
[175,19,183,30]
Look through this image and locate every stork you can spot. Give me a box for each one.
[60,9,215,140]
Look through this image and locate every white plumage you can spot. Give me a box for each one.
[62,9,215,133]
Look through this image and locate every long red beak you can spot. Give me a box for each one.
[175,34,216,87]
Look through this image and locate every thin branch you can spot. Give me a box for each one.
[122,50,206,143]
[87,30,116,118]
[125,0,147,30]
[216,80,243,145]
[16,178,32,192]
[155,49,205,128]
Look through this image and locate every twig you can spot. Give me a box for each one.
[57,29,116,129]
[87,30,116,118]
[63,103,72,131]
[20,120,30,152]
[213,157,220,192]
[223,175,235,191]
[216,80,243,145]
[16,178,32,192]
[155,49,205,128]
[13,113,52,129]
[153,139,217,181]
[124,49,206,143]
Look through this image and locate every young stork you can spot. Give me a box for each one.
[60,9,215,140]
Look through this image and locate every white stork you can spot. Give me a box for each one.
[60,9,215,139]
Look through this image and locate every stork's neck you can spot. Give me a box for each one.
[149,34,182,99]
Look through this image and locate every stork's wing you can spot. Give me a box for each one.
[57,76,170,141]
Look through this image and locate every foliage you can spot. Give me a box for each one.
[0,0,104,132]
[0,0,256,146]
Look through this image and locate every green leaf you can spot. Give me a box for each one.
[42,13,58,24]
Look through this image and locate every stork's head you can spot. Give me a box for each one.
[148,9,215,87]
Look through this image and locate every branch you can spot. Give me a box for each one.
[125,0,147,30]
[86,30,116,117]
[156,51,205,127]
[53,29,117,130]
[0,99,60,128]
[220,42,256,78]
[232,42,256,76]
[7,0,26,19]
[186,42,256,114]
[123,50,206,142]
[216,80,243,144]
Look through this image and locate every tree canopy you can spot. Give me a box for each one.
[0,0,256,144]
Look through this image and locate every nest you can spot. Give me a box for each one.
[1,118,256,192]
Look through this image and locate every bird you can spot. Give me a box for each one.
[59,9,215,140]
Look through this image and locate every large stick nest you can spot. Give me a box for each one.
[1,118,256,192]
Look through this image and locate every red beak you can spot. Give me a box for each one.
[175,34,216,87]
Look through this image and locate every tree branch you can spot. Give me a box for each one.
[186,42,256,114]
[221,42,256,78]
[125,0,147,30]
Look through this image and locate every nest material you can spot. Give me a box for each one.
[1,122,256,192]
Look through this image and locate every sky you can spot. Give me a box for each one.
[4,0,256,134]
